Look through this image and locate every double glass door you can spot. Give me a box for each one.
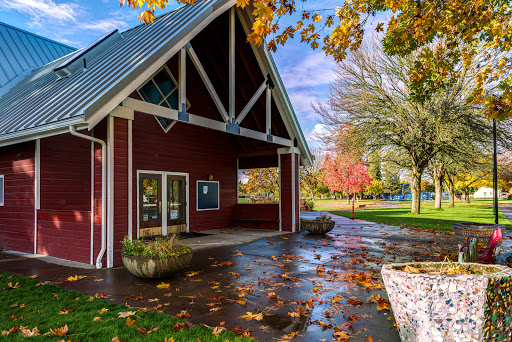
[139,172,187,237]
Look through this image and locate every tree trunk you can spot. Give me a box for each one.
[434,174,444,209]
[433,163,444,209]
[411,167,422,214]
[346,195,350,204]
[465,190,471,203]
[310,191,314,201]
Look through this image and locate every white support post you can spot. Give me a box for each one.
[229,7,235,121]
[179,47,186,113]
[266,85,272,136]
[292,153,296,232]
[90,138,94,264]
[107,115,114,268]
[186,44,229,123]
[128,120,133,240]
[34,139,40,254]
[236,81,267,125]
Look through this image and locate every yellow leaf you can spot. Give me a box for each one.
[156,282,170,289]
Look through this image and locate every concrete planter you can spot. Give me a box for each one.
[301,220,335,234]
[122,251,193,279]
[382,262,512,342]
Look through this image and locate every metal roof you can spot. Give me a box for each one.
[0,22,76,90]
[0,0,214,138]
[0,0,312,164]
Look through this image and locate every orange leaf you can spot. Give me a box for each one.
[50,324,68,337]
[126,317,136,327]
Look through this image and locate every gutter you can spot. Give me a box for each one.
[68,126,107,269]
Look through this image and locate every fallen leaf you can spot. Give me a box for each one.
[98,308,108,314]
[118,311,136,318]
[156,282,170,289]
[126,317,136,327]
[175,310,190,318]
[241,312,264,321]
[50,324,68,337]
[93,317,102,322]
[212,326,226,336]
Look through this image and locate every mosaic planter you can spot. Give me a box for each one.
[122,251,192,279]
[301,220,335,234]
[382,262,512,342]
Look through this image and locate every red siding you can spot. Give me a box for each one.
[131,112,239,235]
[232,204,279,230]
[37,133,93,264]
[36,209,91,263]
[113,117,129,266]
[40,134,91,211]
[0,142,35,253]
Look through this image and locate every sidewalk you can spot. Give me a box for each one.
[1,213,498,341]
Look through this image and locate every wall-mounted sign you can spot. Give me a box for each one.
[197,181,219,211]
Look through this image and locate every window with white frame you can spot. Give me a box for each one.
[137,66,190,132]
[0,175,4,206]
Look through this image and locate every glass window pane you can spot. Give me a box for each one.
[166,90,179,110]
[139,81,163,104]
[153,70,174,96]
[142,178,159,222]
[169,179,183,220]
[156,116,174,130]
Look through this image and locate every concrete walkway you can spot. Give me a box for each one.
[0,214,510,341]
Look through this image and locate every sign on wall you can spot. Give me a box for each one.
[197,181,219,210]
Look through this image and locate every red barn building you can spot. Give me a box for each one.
[0,0,312,268]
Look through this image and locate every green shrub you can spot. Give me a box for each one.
[121,235,191,258]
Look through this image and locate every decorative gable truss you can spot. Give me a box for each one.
[121,7,293,148]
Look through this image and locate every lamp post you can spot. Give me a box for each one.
[493,118,499,224]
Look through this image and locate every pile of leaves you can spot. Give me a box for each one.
[402,263,467,275]
[121,235,191,258]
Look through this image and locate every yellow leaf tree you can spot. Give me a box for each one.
[240,167,279,203]
[121,0,512,118]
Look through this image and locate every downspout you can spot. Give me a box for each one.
[69,126,107,269]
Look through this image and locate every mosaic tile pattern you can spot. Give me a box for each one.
[382,262,512,342]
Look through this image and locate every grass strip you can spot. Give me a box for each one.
[0,271,252,341]
[330,205,512,233]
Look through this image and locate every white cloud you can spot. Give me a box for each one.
[305,123,327,142]
[0,0,82,26]
[278,50,337,90]
[78,18,130,32]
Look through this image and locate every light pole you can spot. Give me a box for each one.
[493,118,499,224]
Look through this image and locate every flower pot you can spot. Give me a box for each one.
[301,220,335,234]
[122,251,193,279]
[382,262,512,342]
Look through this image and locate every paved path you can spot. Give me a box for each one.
[0,214,510,341]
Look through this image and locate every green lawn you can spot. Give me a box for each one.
[0,272,251,341]
[329,204,512,233]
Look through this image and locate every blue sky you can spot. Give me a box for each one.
[0,0,384,147]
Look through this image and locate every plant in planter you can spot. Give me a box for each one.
[121,235,192,279]
[382,261,512,342]
[301,214,335,234]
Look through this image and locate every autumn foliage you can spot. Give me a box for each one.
[321,152,372,196]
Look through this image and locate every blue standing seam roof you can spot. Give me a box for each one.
[0,22,76,89]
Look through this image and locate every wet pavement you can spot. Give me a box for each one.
[1,212,511,341]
